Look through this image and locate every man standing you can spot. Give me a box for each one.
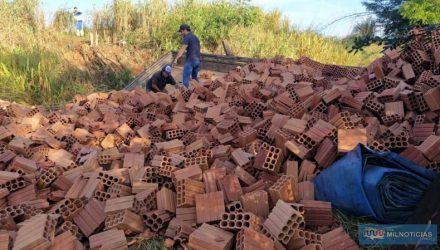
[172,24,201,89]
[73,7,84,37]
[146,64,177,93]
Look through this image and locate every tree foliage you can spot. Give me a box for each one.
[350,0,411,51]
[173,0,264,50]
[353,18,377,40]
[344,18,378,52]
[400,0,440,25]
[351,0,440,51]
[362,0,409,37]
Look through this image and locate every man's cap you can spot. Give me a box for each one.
[177,24,191,32]
[162,64,172,74]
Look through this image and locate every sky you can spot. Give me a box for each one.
[41,0,369,37]
[252,0,368,37]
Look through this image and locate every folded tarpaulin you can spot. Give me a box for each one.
[314,144,438,223]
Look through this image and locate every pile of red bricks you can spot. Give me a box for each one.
[0,27,439,250]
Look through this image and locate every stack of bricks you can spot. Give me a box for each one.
[236,228,274,250]
[262,200,305,244]
[287,229,323,250]
[133,187,158,212]
[51,231,83,250]
[255,144,284,174]
[300,200,333,226]
[73,199,106,237]
[240,190,270,219]
[57,221,83,239]
[219,212,261,231]
[176,178,204,207]
[189,223,234,250]
[88,229,127,250]
[142,210,172,232]
[105,209,145,235]
[194,191,223,220]
[2,26,440,250]
[13,214,57,250]
[417,135,440,162]
[175,207,197,225]
[268,175,295,203]
[226,200,243,212]
[49,197,88,221]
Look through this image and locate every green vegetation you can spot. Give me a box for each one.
[0,0,94,105]
[349,0,410,50]
[128,237,168,250]
[333,209,387,250]
[400,0,440,25]
[351,0,440,50]
[92,0,380,66]
[0,0,382,105]
[0,48,93,105]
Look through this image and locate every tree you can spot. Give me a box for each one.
[353,18,377,40]
[344,18,380,52]
[351,0,440,51]
[400,0,440,25]
[350,0,411,51]
[362,0,410,37]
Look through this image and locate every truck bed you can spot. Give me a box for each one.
[124,52,258,90]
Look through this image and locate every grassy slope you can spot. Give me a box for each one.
[0,34,152,106]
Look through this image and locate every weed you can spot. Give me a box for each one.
[128,237,170,250]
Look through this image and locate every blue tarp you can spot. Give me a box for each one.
[314,144,438,223]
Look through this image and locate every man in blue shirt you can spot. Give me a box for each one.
[73,7,84,37]
[172,24,201,89]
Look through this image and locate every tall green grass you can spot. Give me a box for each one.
[0,0,133,105]
[0,0,41,49]
[0,48,93,105]
[0,0,91,105]
[93,0,381,66]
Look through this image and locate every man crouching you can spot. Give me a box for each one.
[146,64,176,93]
